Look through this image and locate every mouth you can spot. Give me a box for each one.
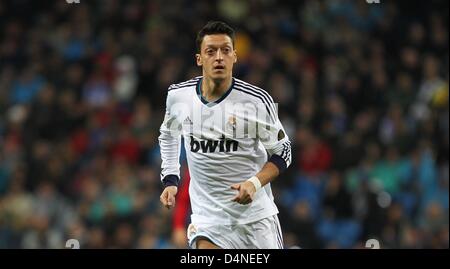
[213,65,225,71]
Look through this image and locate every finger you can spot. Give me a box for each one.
[168,193,175,207]
[238,197,250,204]
[232,193,241,202]
[231,184,241,202]
[241,197,252,204]
[164,194,172,209]
[160,192,168,205]
[238,191,253,204]
[161,191,172,209]
[163,199,170,208]
[232,189,247,203]
[230,184,240,190]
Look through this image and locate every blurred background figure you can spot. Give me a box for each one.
[0,0,448,248]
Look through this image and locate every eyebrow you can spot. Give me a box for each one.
[204,43,232,48]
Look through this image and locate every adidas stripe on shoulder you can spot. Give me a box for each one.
[168,76,201,91]
[234,79,277,122]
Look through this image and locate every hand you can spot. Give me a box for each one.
[231,181,256,205]
[160,186,178,209]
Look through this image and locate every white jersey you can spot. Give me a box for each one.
[159,76,292,225]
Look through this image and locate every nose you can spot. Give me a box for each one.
[215,49,223,61]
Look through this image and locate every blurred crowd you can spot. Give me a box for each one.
[0,0,448,249]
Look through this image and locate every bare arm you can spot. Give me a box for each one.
[256,161,280,186]
[231,161,280,205]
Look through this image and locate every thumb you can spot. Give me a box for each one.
[230,184,241,190]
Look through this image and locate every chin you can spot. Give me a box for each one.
[210,74,227,82]
[212,70,231,78]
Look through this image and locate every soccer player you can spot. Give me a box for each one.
[159,21,292,249]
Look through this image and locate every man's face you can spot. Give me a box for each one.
[196,34,237,81]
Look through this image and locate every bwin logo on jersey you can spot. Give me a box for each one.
[190,136,239,153]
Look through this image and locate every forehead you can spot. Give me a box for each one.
[201,34,233,48]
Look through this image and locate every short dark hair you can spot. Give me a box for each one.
[196,21,235,53]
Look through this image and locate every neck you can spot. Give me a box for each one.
[201,76,232,102]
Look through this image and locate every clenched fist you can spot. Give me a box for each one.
[160,186,178,209]
[231,181,257,205]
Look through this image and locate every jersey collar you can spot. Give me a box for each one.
[196,77,235,107]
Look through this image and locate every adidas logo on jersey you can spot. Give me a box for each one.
[184,116,193,125]
[190,135,238,153]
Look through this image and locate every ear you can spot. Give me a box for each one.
[196,54,202,66]
[233,50,237,63]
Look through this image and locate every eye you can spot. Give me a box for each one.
[206,48,215,55]
[223,47,231,54]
